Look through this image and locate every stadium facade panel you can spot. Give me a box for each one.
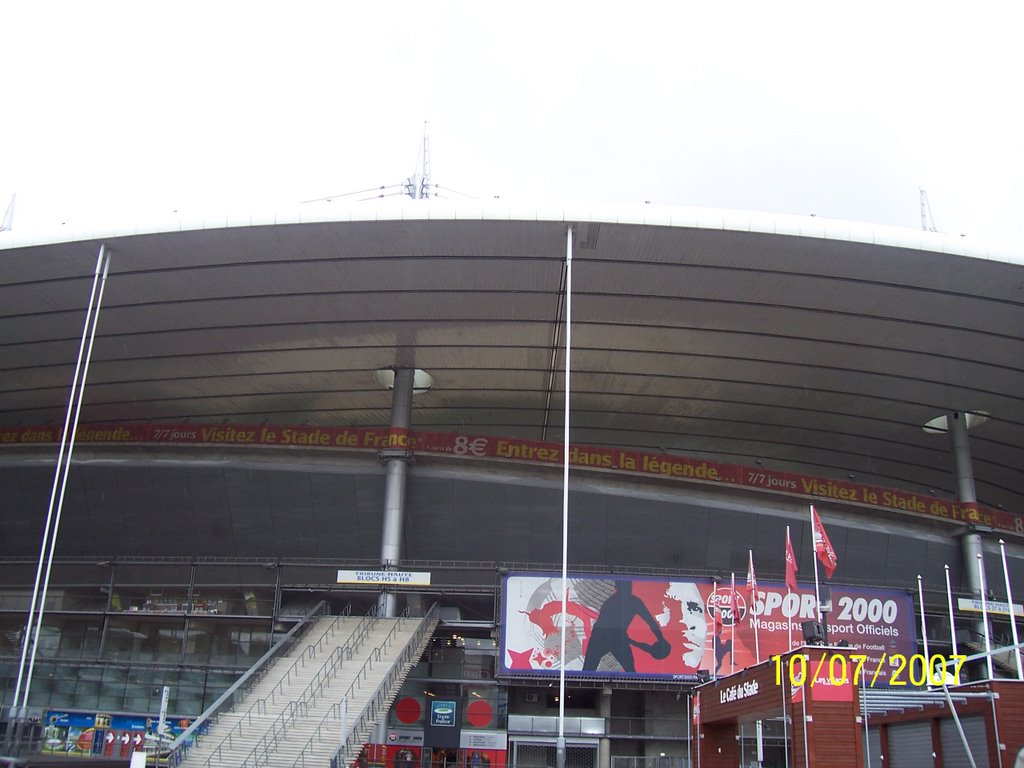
[1,205,1022,765]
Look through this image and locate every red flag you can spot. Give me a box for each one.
[811,506,837,578]
[745,550,758,606]
[785,527,799,592]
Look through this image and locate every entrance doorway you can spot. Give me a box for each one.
[737,719,789,768]
[427,748,459,768]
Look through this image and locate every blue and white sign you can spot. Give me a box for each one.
[429,700,457,727]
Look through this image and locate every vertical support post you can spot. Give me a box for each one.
[861,674,870,768]
[557,226,573,768]
[598,686,611,768]
[273,560,282,620]
[379,367,414,618]
[998,539,1023,680]
[686,692,693,768]
[181,562,196,663]
[948,412,977,504]
[976,554,994,680]
[783,671,791,768]
[917,575,930,663]
[944,564,959,659]
[948,411,988,645]
[801,679,810,768]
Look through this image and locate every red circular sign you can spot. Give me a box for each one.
[395,697,421,724]
[466,699,493,727]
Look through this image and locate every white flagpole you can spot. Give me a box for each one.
[787,526,794,651]
[977,553,993,680]
[810,506,822,623]
[694,693,700,768]
[731,571,736,675]
[999,539,1023,680]
[557,226,573,768]
[750,549,760,663]
[781,674,790,768]
[685,693,691,768]
[944,564,958,658]
[801,681,810,768]
[712,605,718,680]
[917,575,930,666]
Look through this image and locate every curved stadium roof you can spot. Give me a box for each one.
[1,201,1022,518]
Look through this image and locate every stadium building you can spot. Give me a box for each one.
[1,203,1022,767]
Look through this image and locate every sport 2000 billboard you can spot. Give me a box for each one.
[501,573,915,683]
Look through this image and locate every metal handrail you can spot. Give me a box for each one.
[167,600,331,767]
[193,605,370,768]
[292,604,439,768]
[226,609,382,768]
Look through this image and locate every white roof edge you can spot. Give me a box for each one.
[1,199,1022,266]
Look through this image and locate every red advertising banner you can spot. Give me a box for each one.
[500,573,915,685]
[2,423,1020,536]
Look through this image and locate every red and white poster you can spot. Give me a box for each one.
[501,573,914,683]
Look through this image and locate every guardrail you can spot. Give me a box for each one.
[167,600,333,767]
[605,716,687,739]
[291,604,439,768]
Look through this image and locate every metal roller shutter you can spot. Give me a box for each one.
[866,727,883,767]
[887,721,934,768]
[940,716,989,768]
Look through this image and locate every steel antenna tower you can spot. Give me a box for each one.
[404,122,431,199]
[920,188,938,232]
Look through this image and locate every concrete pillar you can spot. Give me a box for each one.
[379,367,415,618]
[599,685,612,768]
[947,411,988,644]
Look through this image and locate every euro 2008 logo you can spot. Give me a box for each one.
[707,587,746,626]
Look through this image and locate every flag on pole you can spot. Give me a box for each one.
[785,526,799,591]
[745,550,758,605]
[810,505,837,578]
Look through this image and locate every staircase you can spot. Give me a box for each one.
[960,641,1021,678]
[177,608,437,768]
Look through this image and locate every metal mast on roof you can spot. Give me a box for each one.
[920,189,937,232]
[404,122,431,199]
[300,122,482,204]
[1,194,14,231]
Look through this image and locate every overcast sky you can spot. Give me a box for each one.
[3,1,1024,247]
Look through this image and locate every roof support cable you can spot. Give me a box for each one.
[5,244,110,755]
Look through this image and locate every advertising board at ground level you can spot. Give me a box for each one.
[501,573,914,683]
